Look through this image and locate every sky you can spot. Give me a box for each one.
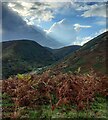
[1,1,108,48]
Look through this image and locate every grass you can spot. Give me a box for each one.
[2,91,107,119]
[13,96,107,119]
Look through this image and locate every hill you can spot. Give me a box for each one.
[50,45,81,60]
[2,40,55,78]
[52,31,108,74]
[2,31,107,78]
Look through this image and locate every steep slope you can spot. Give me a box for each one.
[50,45,81,60]
[2,40,55,78]
[52,31,108,74]
[46,45,81,60]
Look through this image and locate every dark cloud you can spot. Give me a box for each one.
[1,3,63,48]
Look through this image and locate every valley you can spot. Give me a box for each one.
[2,31,108,119]
[1,2,108,119]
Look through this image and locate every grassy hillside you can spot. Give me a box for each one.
[47,45,81,60]
[2,32,108,119]
[2,71,108,119]
[1,31,107,78]
[2,40,55,78]
[52,31,108,74]
[1,40,81,79]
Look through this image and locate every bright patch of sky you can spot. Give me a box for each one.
[7,1,107,46]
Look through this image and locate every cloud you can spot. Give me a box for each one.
[80,36,93,45]
[7,2,69,25]
[95,28,108,36]
[2,4,63,48]
[73,23,91,31]
[2,2,107,48]
[6,2,83,25]
[96,21,106,26]
[76,4,90,11]
[40,0,72,2]
[81,4,107,18]
[45,19,66,34]
[45,19,77,46]
[73,36,93,46]
[74,28,108,46]
[7,2,59,24]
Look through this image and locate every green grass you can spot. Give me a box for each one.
[17,96,107,119]
[2,92,107,119]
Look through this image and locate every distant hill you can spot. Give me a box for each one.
[2,40,55,78]
[2,31,107,79]
[1,40,81,79]
[46,45,81,60]
[52,31,108,74]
